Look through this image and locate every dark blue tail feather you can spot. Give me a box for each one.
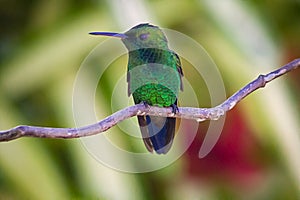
[146,115,175,154]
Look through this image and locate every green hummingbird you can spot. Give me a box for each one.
[90,23,183,154]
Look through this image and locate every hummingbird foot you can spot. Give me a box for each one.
[171,104,179,114]
[141,101,150,108]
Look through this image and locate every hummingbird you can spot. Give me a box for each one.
[90,23,183,154]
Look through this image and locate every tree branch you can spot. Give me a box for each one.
[0,59,299,142]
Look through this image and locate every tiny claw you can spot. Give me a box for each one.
[142,101,150,108]
[171,104,179,114]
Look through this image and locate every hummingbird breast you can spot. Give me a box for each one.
[127,48,181,107]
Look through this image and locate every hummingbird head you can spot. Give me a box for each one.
[122,23,168,51]
[90,23,168,51]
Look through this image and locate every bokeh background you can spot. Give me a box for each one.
[0,0,300,199]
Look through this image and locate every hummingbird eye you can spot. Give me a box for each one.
[139,33,149,40]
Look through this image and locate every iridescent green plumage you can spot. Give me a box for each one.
[127,48,182,107]
[90,23,183,154]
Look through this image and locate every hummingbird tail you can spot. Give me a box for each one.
[137,115,175,154]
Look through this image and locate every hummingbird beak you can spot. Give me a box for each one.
[89,32,127,39]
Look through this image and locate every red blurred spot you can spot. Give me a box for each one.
[184,107,268,188]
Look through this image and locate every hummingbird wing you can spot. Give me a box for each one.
[127,71,131,97]
[174,52,184,91]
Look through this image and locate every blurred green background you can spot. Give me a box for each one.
[0,0,300,199]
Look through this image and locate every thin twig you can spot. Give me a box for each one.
[0,58,299,142]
